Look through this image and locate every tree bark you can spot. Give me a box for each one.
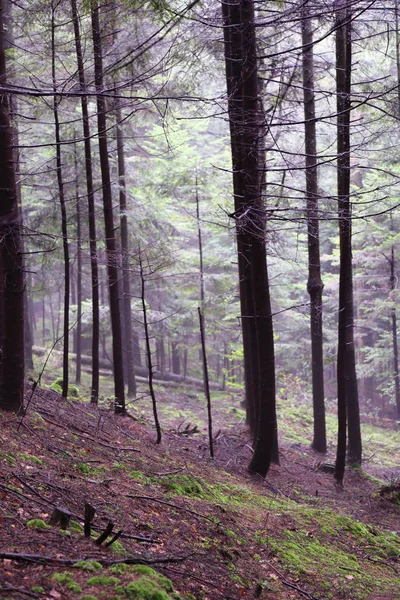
[390,246,400,418]
[335,1,362,483]
[51,1,70,399]
[301,5,326,453]
[115,94,137,398]
[71,0,100,404]
[91,5,125,414]
[0,1,25,413]
[74,148,82,384]
[222,0,277,477]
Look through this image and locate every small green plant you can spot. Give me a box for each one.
[74,561,103,572]
[26,519,51,529]
[31,586,45,593]
[86,576,120,586]
[109,563,129,575]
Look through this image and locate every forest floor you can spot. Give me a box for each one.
[0,369,400,600]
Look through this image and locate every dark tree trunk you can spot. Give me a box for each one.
[390,246,400,418]
[222,0,277,477]
[71,0,100,404]
[221,0,256,434]
[115,95,136,398]
[171,341,180,375]
[91,5,125,414]
[74,151,82,384]
[51,1,70,399]
[139,250,161,443]
[0,1,25,413]
[335,1,362,483]
[3,0,33,371]
[301,6,326,453]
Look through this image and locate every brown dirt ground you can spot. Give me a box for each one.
[0,382,399,600]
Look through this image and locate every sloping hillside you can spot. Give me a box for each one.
[0,381,399,600]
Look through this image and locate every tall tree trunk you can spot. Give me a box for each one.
[71,0,100,404]
[0,0,25,412]
[74,148,82,384]
[221,0,257,434]
[390,245,400,418]
[115,94,136,398]
[222,0,277,477]
[335,1,362,483]
[3,0,33,371]
[51,1,70,399]
[91,5,125,414]
[301,5,326,453]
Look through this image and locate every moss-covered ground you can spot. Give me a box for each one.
[0,360,398,599]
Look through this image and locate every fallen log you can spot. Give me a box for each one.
[32,346,224,391]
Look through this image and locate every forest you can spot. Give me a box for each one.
[0,1,400,599]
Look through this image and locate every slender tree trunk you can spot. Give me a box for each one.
[171,341,180,374]
[390,246,400,418]
[139,250,161,443]
[91,5,125,414]
[74,149,82,384]
[115,94,136,397]
[198,307,214,458]
[222,0,277,477]
[51,1,70,399]
[301,5,326,453]
[335,1,362,483]
[71,0,100,404]
[0,1,25,413]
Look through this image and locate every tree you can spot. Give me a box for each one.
[0,0,25,413]
[92,3,125,414]
[222,0,277,477]
[301,4,326,453]
[70,0,100,404]
[335,0,362,483]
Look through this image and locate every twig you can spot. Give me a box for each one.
[364,554,399,573]
[265,560,320,600]
[0,585,39,598]
[38,415,140,452]
[19,317,80,426]
[126,494,213,522]
[95,520,114,545]
[120,533,158,543]
[0,551,190,567]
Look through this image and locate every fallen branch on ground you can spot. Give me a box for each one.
[0,552,191,567]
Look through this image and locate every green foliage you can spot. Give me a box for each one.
[26,519,50,529]
[74,561,103,572]
[50,378,79,398]
[86,576,120,586]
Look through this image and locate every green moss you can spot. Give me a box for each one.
[128,470,146,481]
[31,586,45,593]
[81,596,99,600]
[131,567,173,592]
[73,561,103,572]
[86,576,120,586]
[67,582,82,593]
[0,451,16,466]
[52,572,74,584]
[70,520,83,533]
[17,452,43,465]
[131,566,159,577]
[109,563,129,575]
[50,377,79,398]
[110,540,126,556]
[26,519,51,529]
[125,578,170,600]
